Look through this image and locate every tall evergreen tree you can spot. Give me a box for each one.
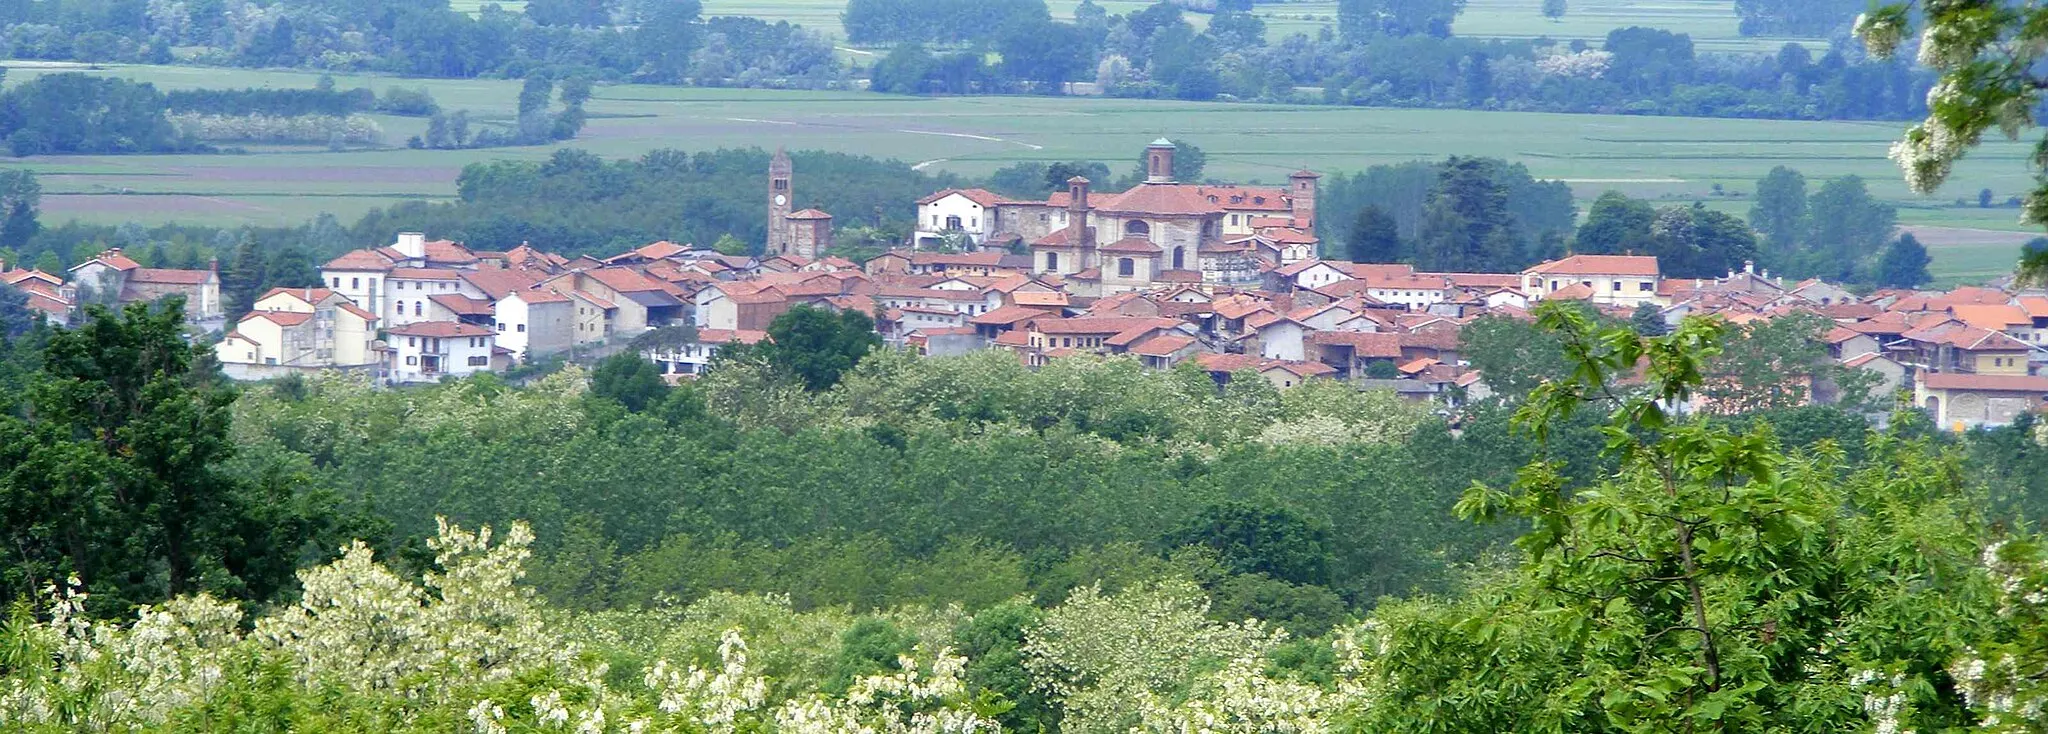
[1748,166,1807,259]
[0,169,40,250]
[222,238,267,316]
[1346,204,1403,262]
[1414,157,1520,272]
[1873,232,1933,289]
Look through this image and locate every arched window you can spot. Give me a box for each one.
[1124,220,1150,237]
[945,215,963,230]
[1045,251,1059,271]
[414,301,423,316]
[1117,258,1134,277]
[1172,247,1185,270]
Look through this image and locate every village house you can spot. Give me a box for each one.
[385,321,500,384]
[1520,254,1662,307]
[68,248,223,327]
[1915,372,2048,430]
[1,265,71,327]
[213,287,382,380]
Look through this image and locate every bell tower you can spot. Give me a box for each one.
[767,147,793,255]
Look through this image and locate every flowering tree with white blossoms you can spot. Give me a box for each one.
[0,518,995,733]
[1856,1,2048,283]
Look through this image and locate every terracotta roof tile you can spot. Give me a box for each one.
[1131,334,1195,357]
[243,310,314,326]
[1920,373,2048,392]
[387,320,494,338]
[918,188,1003,207]
[1309,330,1403,357]
[127,268,214,285]
[324,249,397,271]
[1525,254,1660,277]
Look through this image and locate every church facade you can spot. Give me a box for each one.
[1014,140,1321,296]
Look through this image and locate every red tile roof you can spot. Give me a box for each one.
[127,268,214,285]
[337,302,378,321]
[424,239,477,265]
[260,287,338,304]
[1262,360,1337,378]
[1099,236,1163,254]
[324,249,396,271]
[387,321,494,338]
[918,188,1004,207]
[1920,373,2048,392]
[430,294,494,316]
[1309,330,1403,357]
[972,304,1054,326]
[1131,334,1195,357]
[460,268,547,299]
[1525,254,1660,277]
[787,208,832,220]
[243,310,313,326]
[77,249,141,272]
[1192,352,1265,373]
[585,267,669,293]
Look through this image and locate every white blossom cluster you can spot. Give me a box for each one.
[1948,540,2048,731]
[0,518,1001,733]
[1534,50,1612,80]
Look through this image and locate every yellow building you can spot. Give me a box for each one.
[1521,254,1663,308]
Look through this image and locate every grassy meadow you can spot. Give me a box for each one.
[0,59,2036,282]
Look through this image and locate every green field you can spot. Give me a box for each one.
[683,0,1820,52]
[1,61,2036,281]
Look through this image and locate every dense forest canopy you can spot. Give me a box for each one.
[4,298,2048,731]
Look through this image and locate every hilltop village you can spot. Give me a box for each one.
[6,141,2047,431]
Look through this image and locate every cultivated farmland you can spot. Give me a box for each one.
[1,62,2035,281]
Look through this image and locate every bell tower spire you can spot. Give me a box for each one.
[767,147,793,255]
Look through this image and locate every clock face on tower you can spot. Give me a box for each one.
[774,194,787,206]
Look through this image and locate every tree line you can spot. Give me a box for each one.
[0,0,1919,124]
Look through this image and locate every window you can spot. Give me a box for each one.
[265,357,277,365]
[468,356,488,367]
[351,277,360,289]
[1045,252,1059,270]
[1639,281,1654,292]
[407,337,416,347]
[517,324,526,333]
[1124,220,1150,237]
[1117,258,1134,277]
[497,323,505,332]
[406,356,417,366]
[330,277,339,287]
[1612,282,1622,292]
[945,215,962,230]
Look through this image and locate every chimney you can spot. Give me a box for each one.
[1743,259,1755,275]
[396,231,427,260]
[1066,176,1091,249]
[1145,138,1176,184]
[207,257,218,272]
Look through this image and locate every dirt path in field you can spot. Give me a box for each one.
[1898,225,2041,246]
